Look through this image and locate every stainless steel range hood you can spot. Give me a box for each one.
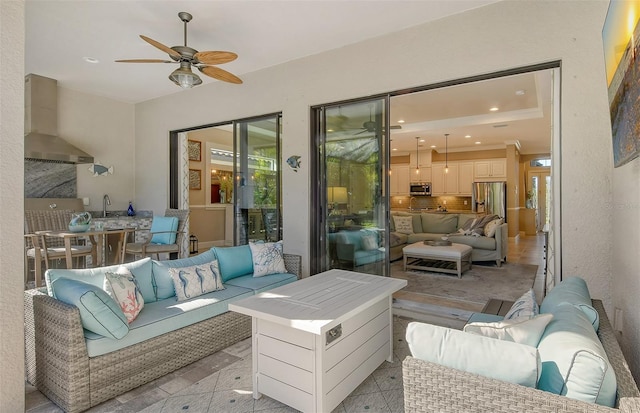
[24,74,94,164]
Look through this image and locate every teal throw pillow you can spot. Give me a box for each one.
[150,216,179,245]
[213,245,254,281]
[540,276,599,331]
[51,277,129,339]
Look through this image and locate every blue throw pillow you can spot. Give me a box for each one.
[540,276,599,331]
[51,277,129,339]
[150,216,179,245]
[213,245,253,282]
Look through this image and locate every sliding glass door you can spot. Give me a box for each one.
[234,114,282,244]
[312,98,390,276]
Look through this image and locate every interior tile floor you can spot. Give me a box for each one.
[26,233,546,413]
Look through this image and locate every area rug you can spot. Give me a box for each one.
[391,260,538,308]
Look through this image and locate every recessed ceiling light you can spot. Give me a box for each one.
[397,119,405,124]
[392,148,397,151]
[419,139,425,143]
[430,145,436,148]
[465,135,471,138]
[83,56,99,64]
[489,107,499,112]
[515,89,526,96]
[475,141,481,145]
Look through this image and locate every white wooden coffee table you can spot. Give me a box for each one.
[403,241,472,278]
[229,269,407,413]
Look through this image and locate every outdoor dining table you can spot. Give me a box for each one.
[35,227,135,269]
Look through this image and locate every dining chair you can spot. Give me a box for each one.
[124,209,189,261]
[24,209,93,288]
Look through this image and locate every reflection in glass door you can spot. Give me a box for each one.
[313,98,389,276]
[234,114,282,244]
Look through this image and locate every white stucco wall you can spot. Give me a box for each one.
[612,159,640,381]
[57,88,135,212]
[0,1,26,411]
[136,0,613,291]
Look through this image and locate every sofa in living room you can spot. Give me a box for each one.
[24,243,301,413]
[389,211,508,266]
[402,277,640,412]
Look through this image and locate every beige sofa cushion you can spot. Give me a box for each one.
[421,213,458,233]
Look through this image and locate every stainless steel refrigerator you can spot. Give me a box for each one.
[472,181,507,220]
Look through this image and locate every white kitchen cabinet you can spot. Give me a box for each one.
[390,164,410,195]
[431,163,459,195]
[474,159,506,180]
[458,162,474,195]
[414,166,431,183]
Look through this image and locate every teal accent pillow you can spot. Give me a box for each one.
[536,303,616,407]
[51,277,129,339]
[152,249,217,300]
[45,258,155,304]
[540,276,599,331]
[150,216,179,245]
[213,245,254,282]
[406,321,541,387]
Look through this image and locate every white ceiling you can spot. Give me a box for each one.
[26,0,550,155]
[26,0,499,104]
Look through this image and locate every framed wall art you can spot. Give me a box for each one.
[188,140,201,161]
[603,1,640,167]
[189,169,201,190]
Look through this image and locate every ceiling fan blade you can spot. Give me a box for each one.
[194,51,238,65]
[115,59,175,63]
[140,35,181,59]
[199,66,243,84]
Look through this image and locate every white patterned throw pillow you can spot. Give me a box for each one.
[103,268,144,323]
[484,218,504,238]
[168,261,225,302]
[504,288,539,320]
[464,313,553,347]
[393,215,414,235]
[250,241,287,277]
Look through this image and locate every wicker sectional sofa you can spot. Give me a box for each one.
[24,246,301,413]
[402,282,640,412]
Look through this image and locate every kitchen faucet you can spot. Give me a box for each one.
[409,196,418,211]
[103,194,111,217]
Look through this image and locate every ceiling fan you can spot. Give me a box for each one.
[354,106,402,135]
[116,12,242,89]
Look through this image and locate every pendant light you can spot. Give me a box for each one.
[444,133,449,174]
[415,137,420,175]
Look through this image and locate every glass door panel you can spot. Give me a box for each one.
[318,98,389,276]
[234,115,282,244]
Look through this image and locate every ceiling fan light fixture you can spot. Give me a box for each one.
[169,62,202,89]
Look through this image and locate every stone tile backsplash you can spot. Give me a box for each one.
[391,195,472,211]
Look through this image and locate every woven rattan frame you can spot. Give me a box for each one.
[24,253,302,413]
[402,300,640,413]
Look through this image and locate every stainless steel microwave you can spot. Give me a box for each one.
[410,182,431,196]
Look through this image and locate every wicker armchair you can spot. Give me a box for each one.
[402,300,640,413]
[125,209,189,260]
[24,209,93,287]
